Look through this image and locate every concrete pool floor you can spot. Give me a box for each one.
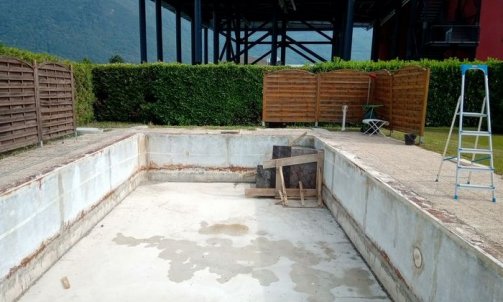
[18,182,389,302]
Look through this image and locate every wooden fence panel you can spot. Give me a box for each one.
[391,67,430,136]
[38,63,75,140]
[263,70,318,122]
[318,70,371,123]
[0,57,39,153]
[374,70,393,124]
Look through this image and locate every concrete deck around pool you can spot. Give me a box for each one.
[18,182,389,302]
[2,127,503,301]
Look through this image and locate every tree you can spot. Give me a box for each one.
[108,54,125,63]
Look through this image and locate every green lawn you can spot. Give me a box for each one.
[390,127,503,174]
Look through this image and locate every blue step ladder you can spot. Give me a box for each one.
[435,64,496,202]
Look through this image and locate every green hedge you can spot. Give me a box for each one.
[93,59,503,131]
[93,63,270,125]
[0,44,95,125]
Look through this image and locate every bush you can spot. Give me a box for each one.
[73,62,95,124]
[93,63,267,125]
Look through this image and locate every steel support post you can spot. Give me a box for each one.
[139,0,147,63]
[193,0,203,64]
[176,4,182,62]
[155,0,163,61]
[342,0,355,60]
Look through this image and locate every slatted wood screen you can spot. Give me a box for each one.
[391,67,430,136]
[38,63,75,140]
[0,58,39,153]
[263,70,317,122]
[374,70,393,124]
[318,70,371,123]
[0,57,75,153]
[262,67,430,136]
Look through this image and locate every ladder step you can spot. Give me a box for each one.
[460,130,491,137]
[459,112,487,117]
[457,183,495,190]
[459,148,493,154]
[457,165,494,172]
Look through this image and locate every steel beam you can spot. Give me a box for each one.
[342,0,355,60]
[234,17,241,63]
[176,3,182,63]
[155,0,163,61]
[287,44,316,63]
[300,20,333,41]
[212,6,219,63]
[139,0,147,63]
[280,17,287,65]
[193,0,203,64]
[226,18,232,61]
[244,22,249,64]
[204,27,209,64]
[270,8,278,65]
[286,35,326,62]
[252,49,272,65]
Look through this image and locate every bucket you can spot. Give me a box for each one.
[404,133,417,145]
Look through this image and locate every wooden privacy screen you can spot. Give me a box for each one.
[262,70,318,122]
[262,67,430,136]
[318,70,371,123]
[391,67,430,136]
[38,63,76,140]
[0,57,75,153]
[0,58,39,152]
[374,70,393,124]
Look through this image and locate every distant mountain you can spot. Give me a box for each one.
[0,0,371,64]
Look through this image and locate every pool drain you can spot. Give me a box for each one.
[413,247,423,269]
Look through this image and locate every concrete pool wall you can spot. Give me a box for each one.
[315,136,503,302]
[1,131,503,301]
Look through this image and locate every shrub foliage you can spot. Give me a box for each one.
[93,63,267,125]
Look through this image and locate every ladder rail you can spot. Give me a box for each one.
[454,71,466,200]
[435,96,460,182]
[437,64,495,202]
[484,72,496,202]
[466,96,486,184]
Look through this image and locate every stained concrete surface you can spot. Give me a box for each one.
[313,129,503,260]
[18,182,389,302]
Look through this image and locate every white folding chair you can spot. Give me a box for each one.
[362,119,389,136]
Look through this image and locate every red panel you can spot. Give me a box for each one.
[477,0,503,60]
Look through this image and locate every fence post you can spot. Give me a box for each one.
[419,69,430,138]
[33,61,43,147]
[315,74,321,127]
[70,65,77,136]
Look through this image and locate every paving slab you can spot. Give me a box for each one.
[18,182,389,302]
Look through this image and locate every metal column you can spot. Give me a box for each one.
[270,8,278,65]
[204,27,209,64]
[342,0,355,60]
[212,7,219,63]
[139,0,147,63]
[280,17,287,65]
[235,17,241,64]
[176,4,182,63]
[155,0,163,62]
[193,0,203,64]
[244,22,249,64]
